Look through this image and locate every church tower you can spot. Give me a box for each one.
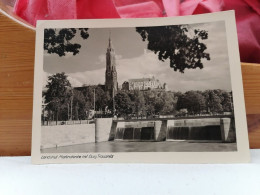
[105,36,118,98]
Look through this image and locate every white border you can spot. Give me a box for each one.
[32,11,250,164]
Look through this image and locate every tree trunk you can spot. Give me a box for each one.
[56,109,59,125]
[67,103,69,121]
[75,102,79,120]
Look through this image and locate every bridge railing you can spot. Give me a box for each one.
[113,114,234,122]
[42,120,95,126]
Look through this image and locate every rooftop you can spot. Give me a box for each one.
[129,77,157,82]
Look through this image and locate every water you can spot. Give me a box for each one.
[42,141,237,153]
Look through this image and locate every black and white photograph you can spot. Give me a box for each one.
[32,11,250,163]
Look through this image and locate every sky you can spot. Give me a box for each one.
[43,20,232,92]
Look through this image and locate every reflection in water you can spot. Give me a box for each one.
[42,141,237,153]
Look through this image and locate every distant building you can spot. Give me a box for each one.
[122,76,167,91]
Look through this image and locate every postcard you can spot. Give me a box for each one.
[32,11,250,164]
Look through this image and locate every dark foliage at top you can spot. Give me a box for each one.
[136,25,210,73]
[44,28,89,57]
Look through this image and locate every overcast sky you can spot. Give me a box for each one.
[43,20,232,92]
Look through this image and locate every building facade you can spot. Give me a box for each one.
[122,76,167,91]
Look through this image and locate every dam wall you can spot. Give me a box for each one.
[96,117,236,143]
[41,116,236,149]
[165,118,235,142]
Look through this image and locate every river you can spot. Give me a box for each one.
[42,141,237,153]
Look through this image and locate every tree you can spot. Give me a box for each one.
[160,91,176,115]
[94,85,111,111]
[177,91,206,115]
[128,91,146,118]
[173,91,183,99]
[72,90,87,120]
[143,90,156,116]
[44,72,72,122]
[203,90,223,114]
[78,85,111,113]
[221,91,232,112]
[44,28,89,57]
[114,92,133,118]
[136,25,210,73]
[154,97,165,114]
[80,85,95,111]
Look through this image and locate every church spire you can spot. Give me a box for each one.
[105,33,117,98]
[108,32,113,50]
[109,32,111,47]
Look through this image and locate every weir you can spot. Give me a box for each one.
[167,126,222,141]
[95,116,236,143]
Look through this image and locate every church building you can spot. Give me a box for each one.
[75,36,118,98]
[105,36,118,98]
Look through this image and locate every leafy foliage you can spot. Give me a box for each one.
[114,91,133,117]
[136,25,210,73]
[221,91,232,112]
[177,91,206,114]
[44,72,72,121]
[128,91,146,117]
[80,85,111,111]
[176,89,233,115]
[114,90,177,117]
[43,73,233,121]
[203,90,223,114]
[72,90,87,120]
[44,28,89,57]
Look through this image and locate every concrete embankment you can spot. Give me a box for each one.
[41,124,95,149]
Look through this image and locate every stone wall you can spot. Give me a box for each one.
[41,124,95,149]
[154,121,167,141]
[95,118,114,142]
[220,118,236,142]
